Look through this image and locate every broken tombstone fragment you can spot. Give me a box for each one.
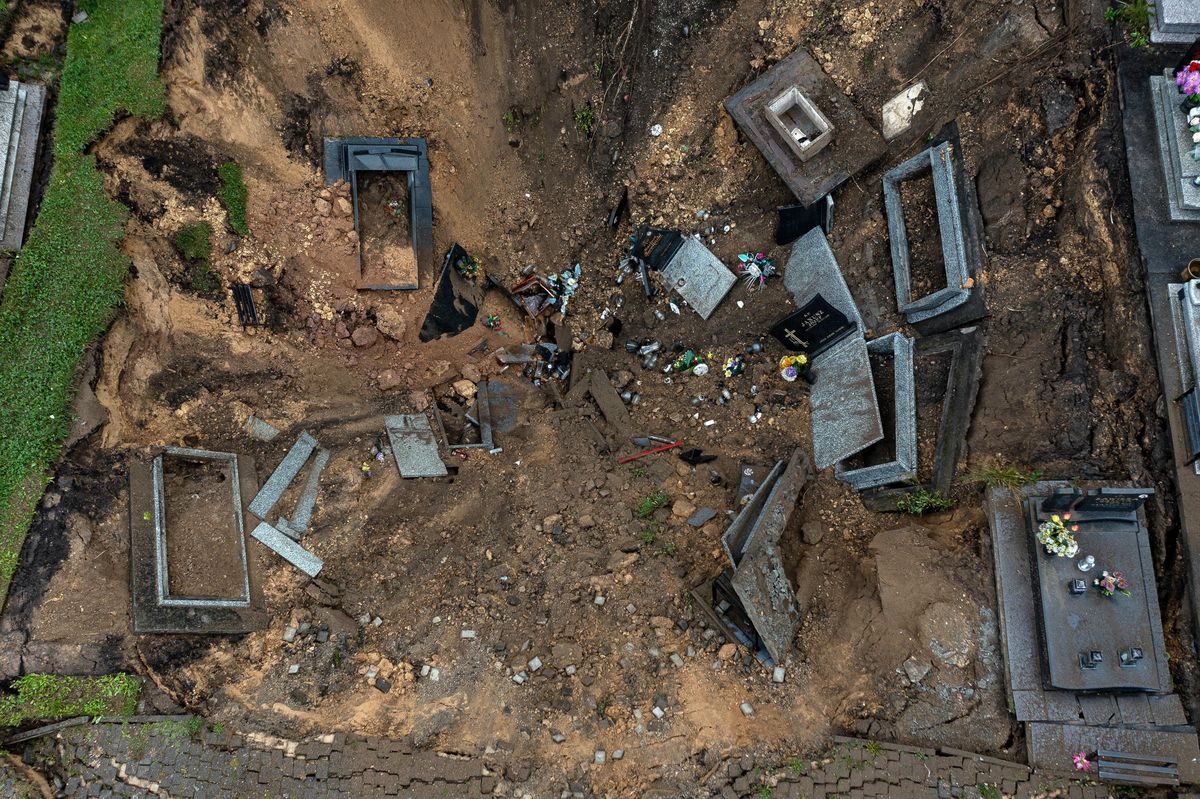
[775,195,834,246]
[418,244,482,341]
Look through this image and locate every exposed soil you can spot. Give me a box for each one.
[161,454,245,600]
[897,172,948,301]
[0,0,1189,794]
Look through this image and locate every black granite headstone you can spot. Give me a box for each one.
[768,294,855,357]
[775,196,832,245]
[1074,491,1151,514]
[1040,490,1080,513]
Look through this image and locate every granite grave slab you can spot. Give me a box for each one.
[385,413,448,478]
[659,235,736,319]
[1150,74,1200,222]
[835,333,916,490]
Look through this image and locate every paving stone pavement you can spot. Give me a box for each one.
[18,725,1128,798]
[712,738,1121,799]
[21,722,493,798]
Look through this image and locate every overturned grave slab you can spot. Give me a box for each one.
[701,449,811,664]
[323,136,433,290]
[129,448,267,634]
[779,230,884,469]
[249,432,319,519]
[0,80,46,251]
[385,413,448,477]
[725,48,886,205]
[659,236,736,319]
[251,522,324,578]
[835,333,916,490]
[419,244,482,341]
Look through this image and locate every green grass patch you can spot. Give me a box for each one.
[0,0,165,598]
[634,490,670,518]
[970,464,1042,490]
[174,220,219,294]
[0,673,139,727]
[217,161,249,236]
[896,488,955,516]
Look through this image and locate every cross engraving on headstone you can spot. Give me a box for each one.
[769,294,855,357]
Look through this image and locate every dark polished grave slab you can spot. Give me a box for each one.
[1025,498,1166,692]
[724,48,886,205]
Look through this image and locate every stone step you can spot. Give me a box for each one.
[0,84,28,227]
[0,83,23,211]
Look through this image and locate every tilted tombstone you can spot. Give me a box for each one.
[768,294,856,358]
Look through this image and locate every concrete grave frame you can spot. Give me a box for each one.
[883,142,971,324]
[323,136,434,290]
[835,333,917,490]
[129,449,268,635]
[764,86,834,162]
[151,448,251,608]
[860,325,985,510]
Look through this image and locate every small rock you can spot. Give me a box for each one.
[375,677,391,693]
[453,379,477,400]
[512,672,527,684]
[528,656,543,672]
[687,507,718,527]
[740,702,754,716]
[578,514,596,528]
[718,643,737,661]
[315,198,332,215]
[594,595,606,606]
[669,653,684,668]
[551,732,566,743]
[335,197,353,215]
[461,630,477,640]
[282,626,297,643]
[612,749,624,761]
[772,666,786,683]
[461,364,482,383]
[288,664,300,675]
[902,657,932,684]
[802,521,825,544]
[652,706,665,719]
[372,616,383,627]
[672,499,697,519]
[594,751,606,765]
[352,325,380,348]
[429,668,441,682]
[410,390,431,412]
[316,630,329,643]
[378,369,404,391]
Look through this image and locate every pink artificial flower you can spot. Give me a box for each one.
[1179,69,1188,86]
[1073,752,1092,772]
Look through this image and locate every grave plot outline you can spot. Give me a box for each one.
[152,447,251,609]
[883,141,971,324]
[323,136,434,290]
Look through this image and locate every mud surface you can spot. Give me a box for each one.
[0,0,1189,795]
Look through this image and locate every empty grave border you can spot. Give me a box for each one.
[323,136,433,291]
[834,332,916,491]
[152,447,251,608]
[883,141,970,323]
